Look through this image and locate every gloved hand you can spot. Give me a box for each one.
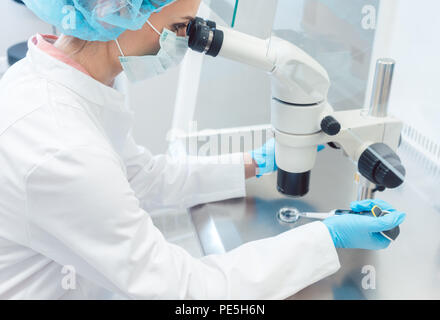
[323,199,406,250]
[251,138,325,178]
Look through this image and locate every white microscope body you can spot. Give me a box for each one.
[187,18,405,197]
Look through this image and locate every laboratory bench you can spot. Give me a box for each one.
[188,147,440,299]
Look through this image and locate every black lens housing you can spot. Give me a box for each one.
[186,17,224,57]
[277,169,311,197]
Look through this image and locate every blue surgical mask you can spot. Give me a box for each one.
[115,20,189,83]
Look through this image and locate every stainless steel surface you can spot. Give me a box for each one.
[356,175,377,201]
[190,147,440,299]
[369,58,395,118]
[151,209,203,258]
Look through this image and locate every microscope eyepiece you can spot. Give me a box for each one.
[187,17,224,57]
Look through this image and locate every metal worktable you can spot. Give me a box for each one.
[189,147,440,299]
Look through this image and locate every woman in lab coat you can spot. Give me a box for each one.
[0,0,405,299]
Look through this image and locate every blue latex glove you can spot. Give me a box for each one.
[251,139,325,178]
[323,199,406,250]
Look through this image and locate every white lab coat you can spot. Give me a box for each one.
[0,35,340,299]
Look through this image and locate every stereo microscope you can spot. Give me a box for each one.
[186,17,406,198]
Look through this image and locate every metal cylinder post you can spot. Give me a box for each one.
[357,58,396,200]
[369,58,395,118]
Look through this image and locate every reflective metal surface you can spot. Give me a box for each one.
[356,175,377,201]
[190,148,440,299]
[151,209,203,258]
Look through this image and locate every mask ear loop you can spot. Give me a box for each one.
[114,18,161,58]
[146,20,162,36]
[114,39,125,57]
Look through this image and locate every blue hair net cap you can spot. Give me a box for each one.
[22,0,176,41]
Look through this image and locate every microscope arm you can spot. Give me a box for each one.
[276,107,405,189]
[330,110,405,189]
[332,110,403,161]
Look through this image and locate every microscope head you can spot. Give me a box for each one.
[186,17,331,197]
[268,36,332,197]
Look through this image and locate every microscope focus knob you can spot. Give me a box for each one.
[358,143,406,189]
[321,116,341,136]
